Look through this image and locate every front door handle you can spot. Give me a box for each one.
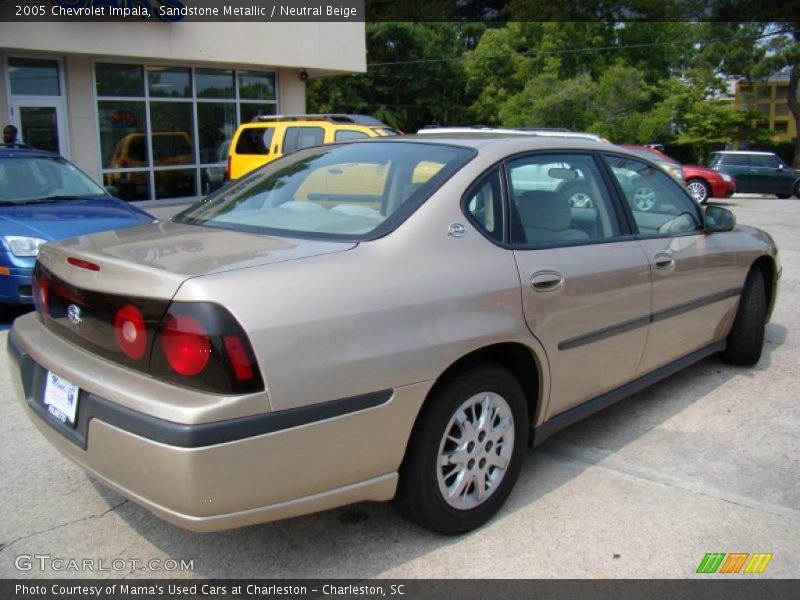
[654,253,675,271]
[530,271,564,292]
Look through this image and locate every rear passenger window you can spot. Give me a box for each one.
[465,169,503,243]
[335,130,370,142]
[507,154,621,246]
[235,127,274,155]
[283,126,324,154]
[603,155,702,236]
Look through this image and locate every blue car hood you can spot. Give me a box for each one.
[0,197,152,241]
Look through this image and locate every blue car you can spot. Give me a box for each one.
[0,145,155,307]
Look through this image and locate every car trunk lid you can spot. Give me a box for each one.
[37,220,357,300]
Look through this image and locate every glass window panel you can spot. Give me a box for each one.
[147,66,191,98]
[17,107,59,153]
[104,171,151,202]
[603,155,702,236]
[154,169,196,199]
[197,103,236,164]
[150,102,194,167]
[196,68,234,99]
[97,101,147,169]
[239,103,277,124]
[335,130,370,142]
[96,63,144,97]
[8,58,60,96]
[508,154,621,244]
[238,71,276,100]
[282,126,324,154]
[775,103,788,116]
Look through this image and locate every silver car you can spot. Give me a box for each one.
[8,134,780,534]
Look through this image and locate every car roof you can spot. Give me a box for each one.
[0,145,58,159]
[712,150,777,155]
[369,134,640,159]
[417,126,608,143]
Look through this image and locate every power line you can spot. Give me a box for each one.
[366,28,798,67]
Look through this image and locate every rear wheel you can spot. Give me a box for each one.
[686,179,711,204]
[723,267,767,366]
[794,181,800,199]
[394,363,528,534]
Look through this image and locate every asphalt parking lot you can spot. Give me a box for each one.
[0,195,798,579]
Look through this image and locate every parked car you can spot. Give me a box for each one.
[622,145,735,204]
[0,145,154,309]
[9,134,779,535]
[707,150,800,199]
[227,114,398,180]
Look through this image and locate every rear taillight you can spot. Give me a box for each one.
[161,315,211,376]
[33,274,49,315]
[114,304,147,360]
[150,302,262,394]
[225,155,231,180]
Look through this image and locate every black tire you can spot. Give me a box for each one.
[394,363,529,535]
[776,193,791,199]
[794,181,800,199]
[723,267,767,366]
[686,179,711,204]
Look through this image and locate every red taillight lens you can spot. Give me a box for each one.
[114,304,147,360]
[225,155,231,180]
[33,274,49,315]
[161,315,211,376]
[223,335,254,380]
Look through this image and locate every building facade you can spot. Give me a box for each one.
[735,72,798,144]
[1,22,366,205]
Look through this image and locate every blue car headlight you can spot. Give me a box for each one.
[3,236,47,257]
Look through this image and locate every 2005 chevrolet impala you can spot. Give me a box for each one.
[8,134,779,534]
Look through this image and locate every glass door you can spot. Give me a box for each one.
[6,57,69,157]
[9,100,68,156]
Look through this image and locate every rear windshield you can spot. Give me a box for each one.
[175,141,474,240]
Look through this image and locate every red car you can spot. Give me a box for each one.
[621,145,736,204]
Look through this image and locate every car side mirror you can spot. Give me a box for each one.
[704,205,736,233]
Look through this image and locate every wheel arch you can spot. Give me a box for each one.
[410,342,545,448]
[751,255,778,321]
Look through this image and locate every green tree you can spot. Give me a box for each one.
[696,22,800,166]
[307,23,478,132]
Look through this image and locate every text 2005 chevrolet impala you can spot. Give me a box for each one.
[8,135,779,534]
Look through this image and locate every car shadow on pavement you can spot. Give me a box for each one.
[0,306,33,332]
[88,322,787,579]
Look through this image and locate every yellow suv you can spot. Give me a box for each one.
[227,114,398,179]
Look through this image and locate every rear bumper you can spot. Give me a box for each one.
[8,316,430,531]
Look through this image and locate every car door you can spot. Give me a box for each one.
[749,153,795,195]
[603,154,741,373]
[712,153,752,192]
[508,153,652,418]
[230,125,279,179]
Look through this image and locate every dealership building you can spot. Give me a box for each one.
[0,21,366,205]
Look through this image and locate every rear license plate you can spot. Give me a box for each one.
[43,371,80,427]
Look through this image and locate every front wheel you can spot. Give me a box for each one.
[723,267,767,366]
[686,179,711,204]
[394,363,528,534]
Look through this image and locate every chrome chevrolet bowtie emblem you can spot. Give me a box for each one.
[67,304,82,326]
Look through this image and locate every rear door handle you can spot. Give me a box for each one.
[530,271,564,292]
[654,253,675,271]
